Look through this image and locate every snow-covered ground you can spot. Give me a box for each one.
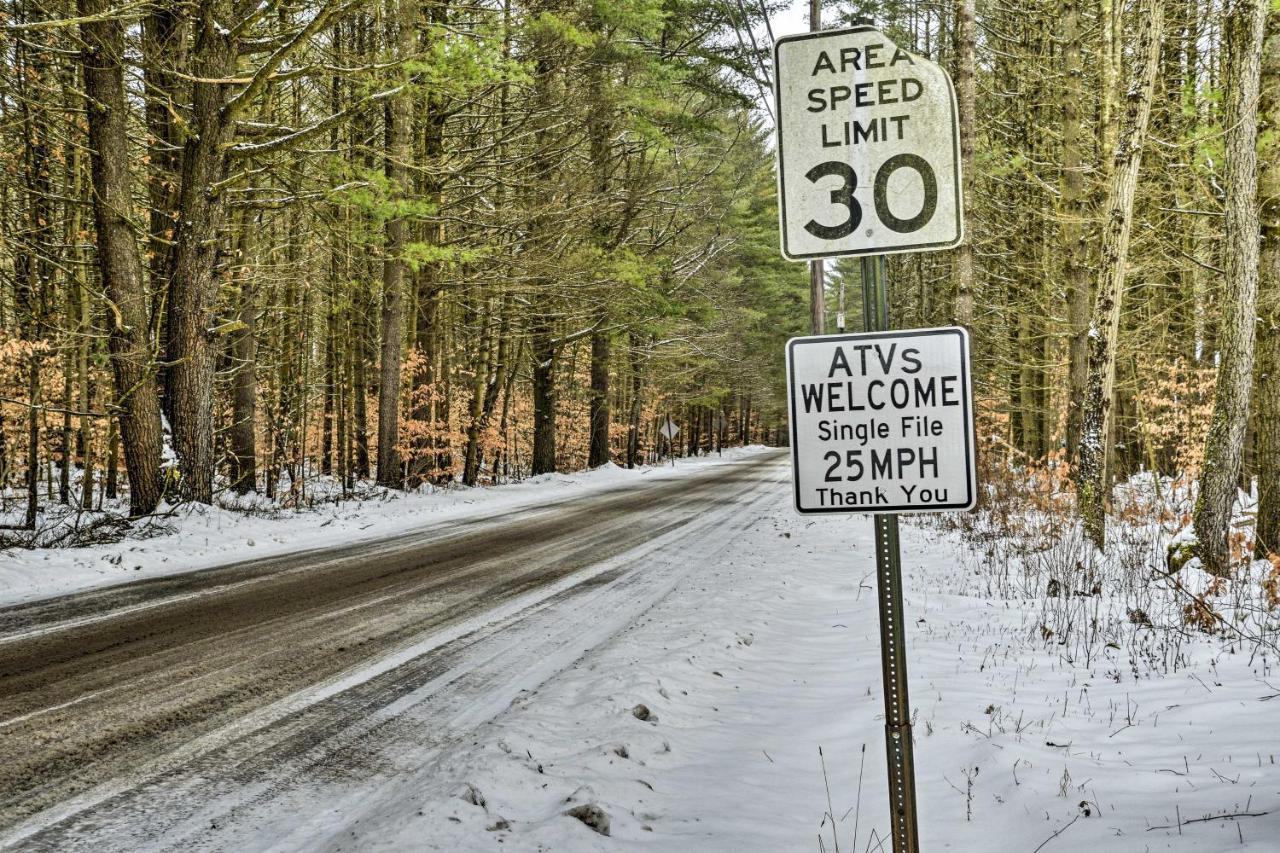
[0,448,768,607]
[4,452,1277,852]
[317,484,1278,852]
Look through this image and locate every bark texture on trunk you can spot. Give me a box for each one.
[166,0,237,503]
[229,225,258,494]
[526,1,562,476]
[143,5,186,417]
[626,333,643,469]
[80,0,164,516]
[1062,0,1091,462]
[376,0,415,489]
[1078,0,1164,550]
[953,0,976,329]
[530,322,556,475]
[165,0,346,502]
[1194,0,1267,575]
[587,328,610,468]
[1257,8,1280,557]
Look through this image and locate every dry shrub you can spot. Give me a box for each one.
[952,394,1073,548]
[1134,354,1215,478]
[1263,554,1280,611]
[1182,596,1220,634]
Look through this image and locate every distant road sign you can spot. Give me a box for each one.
[774,26,963,260]
[786,327,976,514]
[660,417,680,441]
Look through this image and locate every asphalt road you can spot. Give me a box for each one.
[0,451,787,850]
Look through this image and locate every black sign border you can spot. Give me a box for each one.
[773,26,964,261]
[786,326,977,514]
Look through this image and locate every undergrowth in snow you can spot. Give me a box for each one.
[939,458,1280,675]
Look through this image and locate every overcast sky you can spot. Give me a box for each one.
[767,1,812,40]
[749,1,818,130]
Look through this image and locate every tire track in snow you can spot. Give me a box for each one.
[0,454,788,850]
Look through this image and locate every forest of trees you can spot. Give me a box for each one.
[0,0,808,531]
[823,0,1277,570]
[0,0,1276,573]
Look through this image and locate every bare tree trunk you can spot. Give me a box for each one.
[104,410,118,504]
[1195,0,1268,574]
[464,308,508,486]
[1100,0,1122,167]
[166,0,237,503]
[376,0,414,489]
[626,332,643,468]
[1062,0,1091,461]
[1257,8,1280,557]
[953,0,976,328]
[588,328,610,467]
[59,330,72,504]
[1078,0,1164,550]
[493,338,520,483]
[72,147,96,511]
[229,224,258,494]
[322,276,337,477]
[143,5,186,423]
[80,0,164,516]
[461,326,492,487]
[354,294,372,479]
[531,322,557,475]
[24,355,39,529]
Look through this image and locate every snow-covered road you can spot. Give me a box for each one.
[2,450,1277,852]
[0,451,787,850]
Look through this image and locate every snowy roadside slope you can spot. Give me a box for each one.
[0,448,770,607]
[327,491,1280,850]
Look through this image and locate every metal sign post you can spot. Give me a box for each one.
[862,254,919,853]
[774,23,973,853]
[808,0,825,337]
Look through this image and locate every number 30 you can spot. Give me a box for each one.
[803,154,938,239]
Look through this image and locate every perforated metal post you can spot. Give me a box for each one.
[807,0,825,337]
[861,254,921,853]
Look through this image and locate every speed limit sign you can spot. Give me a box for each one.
[774,26,963,260]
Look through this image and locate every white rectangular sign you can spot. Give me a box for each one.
[786,327,976,514]
[774,26,963,260]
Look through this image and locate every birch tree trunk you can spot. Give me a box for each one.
[1078,0,1164,550]
[1194,0,1267,575]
